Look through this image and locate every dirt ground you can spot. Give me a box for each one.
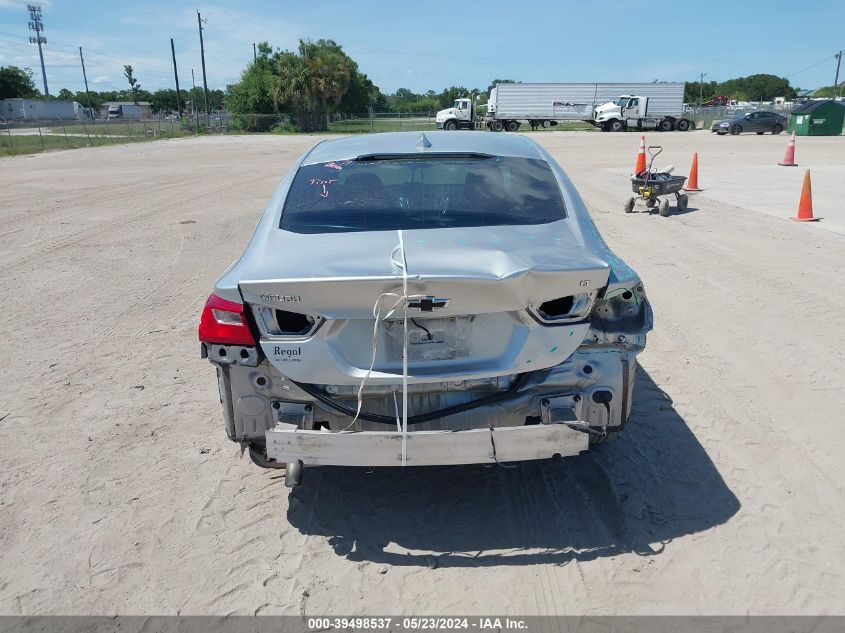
[1,130,844,616]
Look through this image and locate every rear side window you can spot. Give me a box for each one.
[279,155,566,233]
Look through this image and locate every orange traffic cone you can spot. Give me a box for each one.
[634,135,646,175]
[683,152,702,191]
[779,131,798,166]
[791,169,820,222]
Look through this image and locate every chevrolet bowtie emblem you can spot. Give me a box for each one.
[406,296,450,312]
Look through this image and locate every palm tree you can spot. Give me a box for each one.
[272,40,352,131]
[307,48,351,129]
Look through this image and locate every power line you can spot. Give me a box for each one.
[1,41,174,79]
[2,28,236,88]
[787,54,837,78]
[0,32,175,75]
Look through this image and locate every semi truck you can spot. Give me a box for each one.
[435,82,693,132]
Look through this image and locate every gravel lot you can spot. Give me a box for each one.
[1,130,843,615]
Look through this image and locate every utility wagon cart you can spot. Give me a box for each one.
[624,145,688,217]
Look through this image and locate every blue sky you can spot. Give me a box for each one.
[0,0,843,96]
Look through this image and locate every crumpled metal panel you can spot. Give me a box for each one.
[214,133,644,387]
[237,222,609,318]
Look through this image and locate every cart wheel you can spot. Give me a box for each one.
[645,198,656,208]
[658,198,670,217]
[677,193,689,212]
[624,197,636,213]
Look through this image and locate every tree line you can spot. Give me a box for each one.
[683,74,801,104]
[4,52,838,129]
[224,37,517,131]
[1,64,224,113]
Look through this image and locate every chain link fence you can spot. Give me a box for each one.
[0,111,441,156]
[0,115,198,156]
[3,102,823,157]
[225,111,438,134]
[687,103,795,130]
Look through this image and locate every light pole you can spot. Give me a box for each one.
[698,72,708,109]
[27,4,48,96]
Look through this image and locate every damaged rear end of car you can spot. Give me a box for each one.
[199,132,652,485]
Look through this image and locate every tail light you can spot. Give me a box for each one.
[198,294,256,345]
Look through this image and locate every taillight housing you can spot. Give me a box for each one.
[198,294,256,345]
[529,291,596,324]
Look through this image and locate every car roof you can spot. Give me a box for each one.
[302,131,546,165]
[734,110,781,117]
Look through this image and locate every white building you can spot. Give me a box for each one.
[0,98,83,121]
[100,102,152,120]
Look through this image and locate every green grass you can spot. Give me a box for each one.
[1,113,602,158]
[325,116,596,134]
[0,126,192,157]
[83,119,195,137]
[328,115,435,134]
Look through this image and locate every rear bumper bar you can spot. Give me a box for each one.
[265,423,589,467]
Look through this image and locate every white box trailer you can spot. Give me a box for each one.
[0,98,82,121]
[436,82,693,132]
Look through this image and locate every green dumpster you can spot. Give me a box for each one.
[788,100,845,136]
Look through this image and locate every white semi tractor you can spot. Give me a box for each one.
[436,82,693,132]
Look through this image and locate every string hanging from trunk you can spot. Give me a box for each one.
[342,230,423,468]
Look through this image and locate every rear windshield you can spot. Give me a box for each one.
[279,155,566,233]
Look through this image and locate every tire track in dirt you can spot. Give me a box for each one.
[0,167,267,270]
[2,132,843,616]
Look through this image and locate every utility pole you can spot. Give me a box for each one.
[253,42,257,62]
[78,47,93,118]
[698,72,707,108]
[834,51,842,100]
[170,38,183,116]
[27,4,48,96]
[197,11,210,121]
[191,68,199,131]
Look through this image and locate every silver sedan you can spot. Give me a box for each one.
[199,131,653,486]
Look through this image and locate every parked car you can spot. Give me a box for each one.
[712,111,787,135]
[199,131,653,487]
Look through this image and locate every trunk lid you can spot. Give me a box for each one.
[238,223,609,318]
[238,223,610,385]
